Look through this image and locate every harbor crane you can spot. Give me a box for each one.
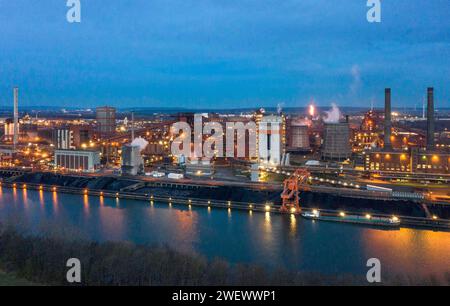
[280,169,310,213]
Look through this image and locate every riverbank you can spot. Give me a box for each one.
[0,270,40,286]
[0,224,448,286]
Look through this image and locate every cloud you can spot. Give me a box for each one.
[349,65,361,96]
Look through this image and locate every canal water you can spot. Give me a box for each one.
[0,187,449,279]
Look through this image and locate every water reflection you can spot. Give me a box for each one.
[0,188,448,278]
[22,188,28,207]
[83,195,89,215]
[290,214,297,235]
[52,191,58,213]
[362,228,450,278]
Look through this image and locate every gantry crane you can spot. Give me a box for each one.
[280,169,310,213]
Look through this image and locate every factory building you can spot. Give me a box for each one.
[364,87,449,174]
[96,106,116,137]
[321,122,351,161]
[54,149,101,173]
[365,150,449,174]
[258,115,286,165]
[71,125,94,148]
[3,118,19,142]
[365,151,412,172]
[412,151,450,174]
[287,122,310,152]
[53,128,74,150]
[121,144,144,176]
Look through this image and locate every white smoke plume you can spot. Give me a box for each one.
[277,102,284,114]
[131,137,149,152]
[323,103,342,123]
[350,65,361,95]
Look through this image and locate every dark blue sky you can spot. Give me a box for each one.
[0,0,449,109]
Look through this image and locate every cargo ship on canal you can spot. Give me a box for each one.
[301,210,401,228]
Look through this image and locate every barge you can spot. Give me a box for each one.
[301,210,401,228]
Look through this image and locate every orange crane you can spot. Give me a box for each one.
[280,169,310,213]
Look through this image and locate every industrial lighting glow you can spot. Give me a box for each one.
[265,205,271,212]
[290,208,297,214]
[366,214,372,219]
[340,212,346,217]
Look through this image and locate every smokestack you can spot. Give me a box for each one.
[13,87,19,150]
[131,111,135,141]
[427,87,434,150]
[384,88,392,150]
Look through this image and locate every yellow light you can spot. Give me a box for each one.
[432,215,438,220]
[290,208,297,214]
[265,205,271,212]
[313,209,318,215]
[366,214,372,219]
[23,184,27,189]
[392,216,399,222]
[84,189,88,195]
[340,212,346,217]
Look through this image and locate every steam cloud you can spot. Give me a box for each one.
[323,103,342,123]
[131,137,149,152]
[350,65,361,95]
[277,103,284,114]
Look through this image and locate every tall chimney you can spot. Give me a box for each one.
[13,87,19,150]
[384,88,392,150]
[131,111,135,141]
[427,87,434,150]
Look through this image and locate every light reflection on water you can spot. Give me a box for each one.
[0,187,449,278]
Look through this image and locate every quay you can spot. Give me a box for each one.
[1,181,449,231]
